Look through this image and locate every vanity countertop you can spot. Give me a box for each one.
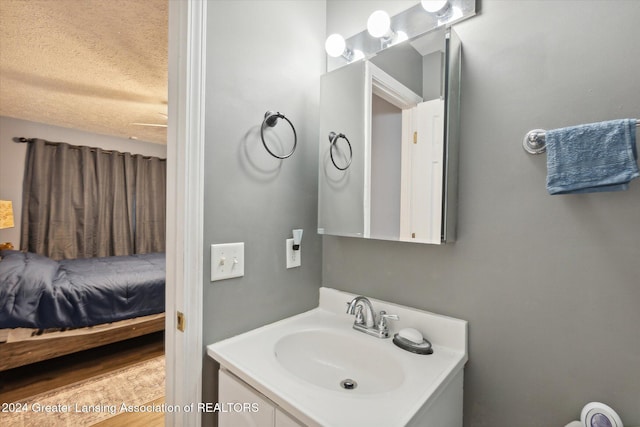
[207,287,468,427]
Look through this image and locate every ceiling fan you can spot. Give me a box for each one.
[131,113,167,128]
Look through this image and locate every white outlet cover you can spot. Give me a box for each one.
[286,238,301,269]
[211,242,245,281]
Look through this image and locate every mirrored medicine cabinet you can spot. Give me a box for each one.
[318,27,462,244]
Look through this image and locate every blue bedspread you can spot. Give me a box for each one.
[0,250,165,329]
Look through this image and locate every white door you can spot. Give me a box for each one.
[400,99,445,244]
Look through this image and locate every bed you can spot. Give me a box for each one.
[0,250,165,371]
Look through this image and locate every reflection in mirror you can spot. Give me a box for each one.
[318,27,461,244]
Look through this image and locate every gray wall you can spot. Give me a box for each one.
[201,0,325,423]
[0,116,166,245]
[423,51,443,101]
[370,44,424,96]
[324,1,640,427]
[371,95,401,240]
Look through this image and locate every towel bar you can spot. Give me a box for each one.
[523,120,639,154]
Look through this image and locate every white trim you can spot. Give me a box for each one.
[363,64,372,238]
[166,1,206,426]
[399,108,414,240]
[365,62,422,240]
[369,62,423,110]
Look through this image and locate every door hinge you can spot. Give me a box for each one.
[413,131,417,144]
[177,311,185,332]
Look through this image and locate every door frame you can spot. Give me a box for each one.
[166,1,207,425]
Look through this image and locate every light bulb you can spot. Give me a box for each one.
[436,5,462,26]
[325,33,346,58]
[421,0,449,14]
[449,6,463,21]
[352,49,365,61]
[395,31,408,44]
[367,10,391,38]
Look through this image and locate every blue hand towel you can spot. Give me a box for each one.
[546,119,639,194]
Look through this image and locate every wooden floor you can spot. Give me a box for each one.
[0,331,165,426]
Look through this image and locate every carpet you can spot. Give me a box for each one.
[3,356,165,427]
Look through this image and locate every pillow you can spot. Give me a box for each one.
[0,249,21,258]
[0,251,60,286]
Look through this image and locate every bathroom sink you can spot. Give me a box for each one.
[274,329,405,393]
[207,287,468,427]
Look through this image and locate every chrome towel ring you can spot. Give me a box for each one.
[328,131,353,170]
[260,111,297,159]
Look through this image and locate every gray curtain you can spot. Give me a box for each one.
[20,139,165,260]
[133,154,166,253]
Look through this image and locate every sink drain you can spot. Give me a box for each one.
[340,379,357,390]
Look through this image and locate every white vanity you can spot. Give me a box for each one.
[207,287,468,427]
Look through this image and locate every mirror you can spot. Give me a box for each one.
[318,27,461,244]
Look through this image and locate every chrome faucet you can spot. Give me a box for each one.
[346,296,398,338]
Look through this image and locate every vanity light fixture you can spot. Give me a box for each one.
[325,0,475,71]
[325,33,364,62]
[325,33,353,61]
[367,10,391,38]
[351,49,365,61]
[445,6,464,23]
[421,0,451,16]
[367,10,405,48]
[422,1,462,26]
[395,31,409,44]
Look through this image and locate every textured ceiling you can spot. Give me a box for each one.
[0,0,168,144]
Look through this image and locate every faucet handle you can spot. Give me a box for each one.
[377,310,399,332]
[354,305,365,325]
[346,301,365,324]
[380,311,399,321]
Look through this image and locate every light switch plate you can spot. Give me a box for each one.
[286,238,301,269]
[211,242,244,281]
